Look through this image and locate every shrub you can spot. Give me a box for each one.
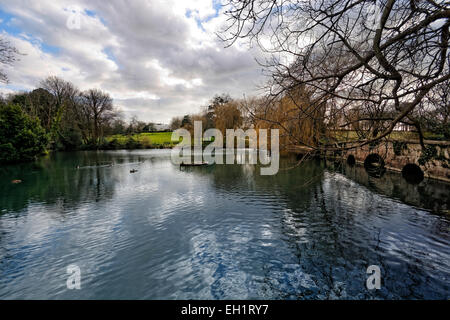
[140,136,153,148]
[58,128,83,150]
[0,104,48,164]
[393,141,407,156]
[418,145,438,166]
[125,136,142,149]
[106,138,121,150]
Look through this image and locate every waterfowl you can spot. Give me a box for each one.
[130,169,138,173]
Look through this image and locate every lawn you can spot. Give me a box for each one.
[107,132,177,148]
[106,130,446,150]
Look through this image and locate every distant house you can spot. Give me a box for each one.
[153,123,170,132]
[393,123,415,131]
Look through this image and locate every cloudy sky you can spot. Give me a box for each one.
[0,0,265,123]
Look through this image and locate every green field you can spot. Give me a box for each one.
[107,132,177,149]
[105,130,445,150]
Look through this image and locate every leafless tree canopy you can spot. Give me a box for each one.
[221,0,450,149]
[80,89,116,144]
[38,76,119,145]
[40,76,78,108]
[0,37,19,83]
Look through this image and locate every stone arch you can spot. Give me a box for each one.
[364,153,385,177]
[364,153,385,169]
[347,154,356,166]
[402,163,424,184]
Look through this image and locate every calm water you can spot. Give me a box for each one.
[0,150,449,299]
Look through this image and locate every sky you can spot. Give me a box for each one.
[0,0,266,123]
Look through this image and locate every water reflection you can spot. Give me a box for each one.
[326,159,450,214]
[0,150,448,299]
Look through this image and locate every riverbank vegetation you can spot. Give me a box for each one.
[168,89,447,154]
[0,74,173,163]
[105,132,176,149]
[0,103,47,163]
[216,0,449,153]
[166,0,449,154]
[1,0,449,164]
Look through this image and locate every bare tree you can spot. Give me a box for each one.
[170,116,183,131]
[40,76,78,110]
[0,37,19,83]
[213,99,243,135]
[40,76,79,141]
[415,79,450,138]
[221,0,450,151]
[80,89,116,144]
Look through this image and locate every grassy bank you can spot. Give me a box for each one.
[104,132,177,149]
[100,130,446,151]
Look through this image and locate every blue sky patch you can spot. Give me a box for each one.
[0,7,61,55]
[0,8,22,37]
[185,0,222,31]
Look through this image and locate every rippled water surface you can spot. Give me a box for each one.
[0,150,449,299]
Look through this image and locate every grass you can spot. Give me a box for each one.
[106,132,177,149]
[105,132,214,149]
[105,130,446,150]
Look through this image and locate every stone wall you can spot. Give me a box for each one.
[342,140,450,182]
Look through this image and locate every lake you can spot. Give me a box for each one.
[0,150,449,299]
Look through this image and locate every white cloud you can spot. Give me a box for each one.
[0,0,265,122]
